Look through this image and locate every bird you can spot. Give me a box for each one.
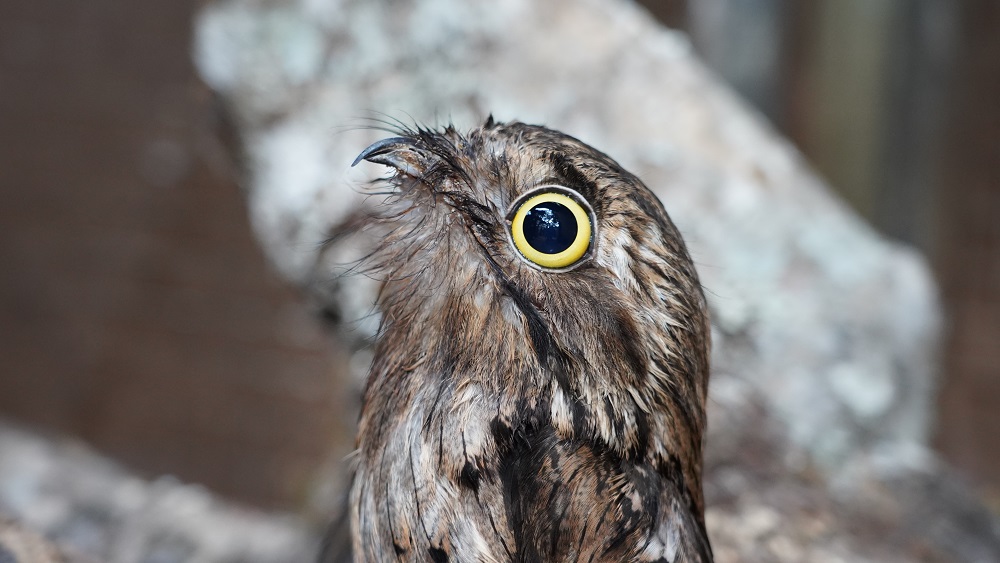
[338,118,712,562]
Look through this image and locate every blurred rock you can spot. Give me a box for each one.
[704,380,1000,562]
[3,414,998,563]
[0,421,318,563]
[1,516,91,563]
[187,0,999,560]
[193,0,940,473]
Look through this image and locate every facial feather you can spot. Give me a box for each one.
[342,119,712,562]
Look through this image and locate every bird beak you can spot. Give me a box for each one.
[353,137,429,178]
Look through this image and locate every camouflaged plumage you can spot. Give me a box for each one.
[342,119,712,562]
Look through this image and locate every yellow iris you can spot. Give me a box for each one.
[510,190,592,269]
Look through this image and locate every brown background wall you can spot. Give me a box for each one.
[934,0,1000,492]
[0,0,997,508]
[0,0,350,508]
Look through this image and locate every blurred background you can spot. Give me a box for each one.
[0,0,997,516]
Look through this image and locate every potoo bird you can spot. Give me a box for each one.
[344,119,712,562]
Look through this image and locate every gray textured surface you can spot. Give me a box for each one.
[0,422,317,563]
[185,0,1000,560]
[193,0,939,475]
[2,1,996,561]
[3,414,999,563]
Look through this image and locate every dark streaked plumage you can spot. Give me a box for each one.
[343,119,712,562]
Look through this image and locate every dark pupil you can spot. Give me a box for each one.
[523,201,578,254]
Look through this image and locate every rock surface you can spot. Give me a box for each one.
[125,0,1000,560]
[0,421,317,563]
[1,1,995,561]
[193,0,940,475]
[3,414,999,563]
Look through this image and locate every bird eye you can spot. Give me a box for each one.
[509,189,593,269]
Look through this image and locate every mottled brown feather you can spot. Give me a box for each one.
[339,120,712,562]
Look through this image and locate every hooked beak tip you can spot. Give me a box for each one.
[352,136,413,167]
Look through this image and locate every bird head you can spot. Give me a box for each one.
[351,118,711,512]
